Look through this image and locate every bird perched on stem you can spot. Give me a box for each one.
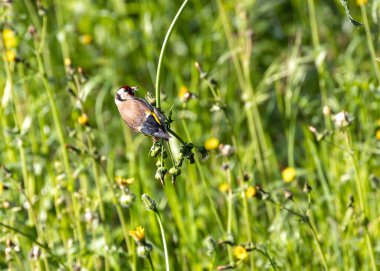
[115,86,171,141]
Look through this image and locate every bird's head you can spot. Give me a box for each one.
[115,86,139,101]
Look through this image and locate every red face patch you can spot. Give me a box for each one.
[120,86,135,96]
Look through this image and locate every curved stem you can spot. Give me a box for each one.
[155,213,170,271]
[155,0,189,109]
[168,128,185,144]
[360,4,380,83]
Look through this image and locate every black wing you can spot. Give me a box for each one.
[140,114,170,140]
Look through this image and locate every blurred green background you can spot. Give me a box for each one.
[1,0,380,270]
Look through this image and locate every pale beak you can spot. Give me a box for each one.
[131,86,139,93]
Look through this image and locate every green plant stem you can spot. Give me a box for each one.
[226,160,234,265]
[99,165,131,252]
[307,220,328,270]
[343,130,377,271]
[73,74,111,270]
[35,46,84,252]
[147,254,155,271]
[181,120,225,233]
[155,212,170,271]
[253,248,277,271]
[360,4,380,83]
[4,165,51,270]
[0,222,68,269]
[155,0,189,109]
[269,199,328,269]
[307,0,328,106]
[216,0,271,183]
[201,67,255,270]
[88,139,110,271]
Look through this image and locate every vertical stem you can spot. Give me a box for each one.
[147,254,156,271]
[360,4,380,83]
[35,50,84,250]
[88,139,110,271]
[155,0,189,109]
[343,131,377,271]
[155,213,170,271]
[307,0,328,106]
[226,160,234,265]
[307,220,328,270]
[216,0,271,183]
[203,71,255,269]
[181,120,225,233]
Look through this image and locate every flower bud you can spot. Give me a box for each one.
[169,167,181,177]
[155,167,167,185]
[142,194,157,212]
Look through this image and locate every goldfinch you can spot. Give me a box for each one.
[115,86,171,141]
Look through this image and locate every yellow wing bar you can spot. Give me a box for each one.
[145,109,162,125]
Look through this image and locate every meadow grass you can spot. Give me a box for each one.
[1,0,380,270]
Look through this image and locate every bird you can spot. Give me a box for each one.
[115,86,171,141]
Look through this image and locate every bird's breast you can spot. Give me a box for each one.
[116,99,149,131]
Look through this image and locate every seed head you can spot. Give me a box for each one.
[141,194,158,212]
[119,193,135,207]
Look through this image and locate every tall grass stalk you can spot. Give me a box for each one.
[343,130,377,271]
[360,4,380,83]
[181,119,225,233]
[269,199,328,270]
[155,0,189,109]
[199,65,256,269]
[35,40,85,251]
[216,0,273,183]
[73,74,111,270]
[226,159,234,265]
[0,222,68,269]
[201,66,254,244]
[307,0,328,106]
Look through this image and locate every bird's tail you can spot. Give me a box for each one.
[154,131,171,141]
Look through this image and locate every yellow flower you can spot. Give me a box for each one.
[115,176,134,186]
[80,34,92,45]
[219,182,229,193]
[0,182,3,193]
[3,29,17,49]
[205,137,219,151]
[233,246,248,261]
[282,167,296,183]
[376,129,380,140]
[245,186,256,198]
[64,58,71,67]
[356,0,367,6]
[129,226,145,242]
[4,50,16,62]
[78,113,89,126]
[178,85,189,98]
